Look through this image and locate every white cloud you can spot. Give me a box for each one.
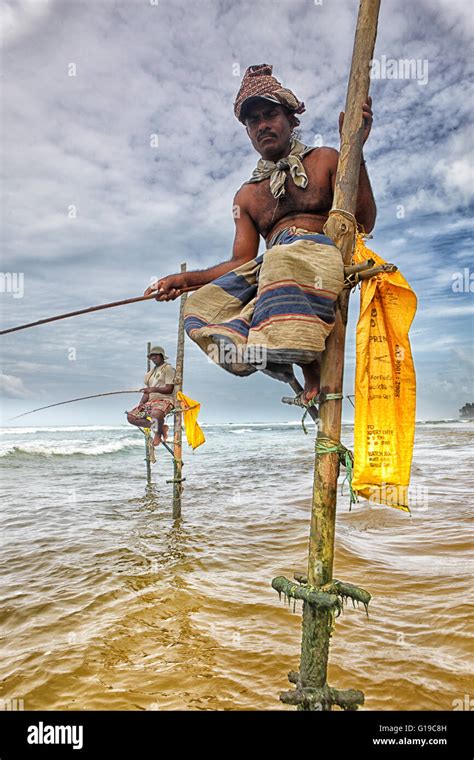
[0,372,33,398]
[0,0,54,46]
[1,0,472,421]
[424,304,474,317]
[426,0,474,40]
[433,158,474,207]
[452,346,474,367]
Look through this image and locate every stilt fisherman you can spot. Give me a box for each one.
[145,64,376,402]
[127,346,175,446]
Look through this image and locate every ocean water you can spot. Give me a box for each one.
[0,421,472,711]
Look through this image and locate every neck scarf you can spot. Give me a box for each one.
[246,138,314,199]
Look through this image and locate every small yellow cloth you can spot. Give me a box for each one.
[351,234,417,512]
[176,391,206,450]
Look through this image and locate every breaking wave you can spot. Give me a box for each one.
[0,438,143,458]
[0,426,128,435]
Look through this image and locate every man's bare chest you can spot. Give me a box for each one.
[246,167,333,237]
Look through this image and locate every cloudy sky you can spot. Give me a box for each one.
[1,0,473,424]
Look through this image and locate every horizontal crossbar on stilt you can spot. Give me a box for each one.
[292,571,371,615]
[280,677,364,711]
[344,258,375,276]
[272,576,340,611]
[345,262,398,288]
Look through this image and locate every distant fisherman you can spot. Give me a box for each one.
[126,346,175,446]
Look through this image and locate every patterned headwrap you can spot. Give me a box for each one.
[234,63,306,125]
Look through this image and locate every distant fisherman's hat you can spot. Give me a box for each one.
[234,63,306,125]
[148,345,168,359]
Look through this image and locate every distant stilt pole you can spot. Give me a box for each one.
[172,263,187,519]
[145,341,152,484]
[273,0,380,711]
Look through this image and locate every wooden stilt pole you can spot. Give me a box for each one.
[145,340,152,484]
[172,263,187,519]
[273,0,381,711]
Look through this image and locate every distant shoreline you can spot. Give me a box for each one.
[1,419,472,430]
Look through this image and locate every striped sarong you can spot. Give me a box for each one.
[183,227,344,382]
[128,398,174,417]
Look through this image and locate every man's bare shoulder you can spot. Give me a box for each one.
[233,182,255,211]
[304,146,339,169]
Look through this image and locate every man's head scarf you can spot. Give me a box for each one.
[234,63,305,125]
[245,137,314,198]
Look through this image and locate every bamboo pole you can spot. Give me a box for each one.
[275,0,380,711]
[172,263,187,519]
[145,341,152,484]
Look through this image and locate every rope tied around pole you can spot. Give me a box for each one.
[300,392,344,434]
[300,396,319,434]
[315,435,358,507]
[326,207,358,227]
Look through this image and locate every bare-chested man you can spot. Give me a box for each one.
[145,64,376,403]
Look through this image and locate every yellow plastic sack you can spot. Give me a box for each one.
[351,234,417,512]
[176,391,206,450]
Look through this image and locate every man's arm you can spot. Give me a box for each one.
[138,375,150,405]
[326,148,377,234]
[145,189,260,301]
[355,156,377,234]
[334,96,377,233]
[144,383,174,395]
[139,383,174,407]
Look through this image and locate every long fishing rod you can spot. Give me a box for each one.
[7,389,142,421]
[0,285,199,336]
[7,392,200,422]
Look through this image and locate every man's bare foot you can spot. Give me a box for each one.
[162,424,169,442]
[301,360,321,401]
[152,432,162,447]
